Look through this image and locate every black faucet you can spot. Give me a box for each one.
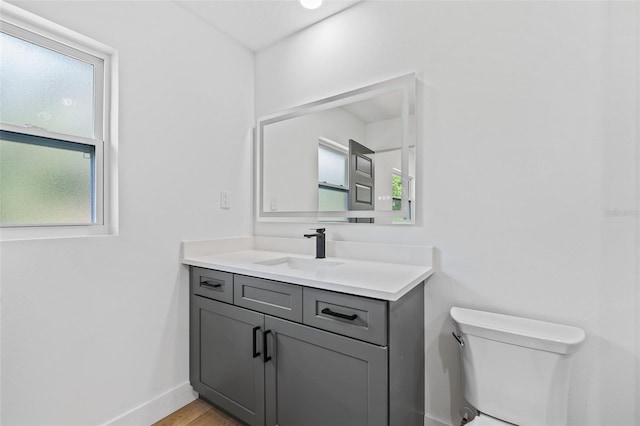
[304,228,326,259]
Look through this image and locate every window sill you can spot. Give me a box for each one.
[0,224,117,242]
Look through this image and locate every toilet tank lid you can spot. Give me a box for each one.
[450,307,586,354]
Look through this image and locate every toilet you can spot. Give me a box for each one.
[450,307,586,426]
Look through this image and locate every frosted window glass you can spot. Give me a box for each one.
[318,188,347,212]
[0,32,94,138]
[0,135,93,225]
[318,146,347,187]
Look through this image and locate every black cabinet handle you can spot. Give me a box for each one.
[321,307,358,321]
[201,279,222,289]
[252,326,261,358]
[263,330,272,363]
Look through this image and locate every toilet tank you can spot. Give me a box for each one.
[450,307,585,426]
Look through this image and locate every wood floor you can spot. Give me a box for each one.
[152,399,244,426]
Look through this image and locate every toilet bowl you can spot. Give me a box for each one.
[450,307,585,426]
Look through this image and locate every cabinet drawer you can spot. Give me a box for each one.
[191,267,233,304]
[303,287,387,346]
[234,275,303,322]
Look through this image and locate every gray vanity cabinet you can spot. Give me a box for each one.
[190,295,265,425]
[189,266,424,426]
[264,315,387,426]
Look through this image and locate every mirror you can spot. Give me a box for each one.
[256,74,417,224]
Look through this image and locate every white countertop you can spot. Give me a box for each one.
[182,237,434,301]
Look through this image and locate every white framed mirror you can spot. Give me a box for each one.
[256,74,418,225]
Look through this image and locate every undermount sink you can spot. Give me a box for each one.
[254,256,344,271]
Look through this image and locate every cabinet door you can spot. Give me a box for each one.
[191,296,265,426]
[264,316,388,426]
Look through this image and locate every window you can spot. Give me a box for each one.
[0,3,116,239]
[392,172,413,220]
[317,138,348,212]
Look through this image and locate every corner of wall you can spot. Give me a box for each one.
[103,382,196,426]
[425,413,453,426]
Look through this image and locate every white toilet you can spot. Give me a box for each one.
[450,307,586,426]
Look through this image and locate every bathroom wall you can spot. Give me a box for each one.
[254,2,640,425]
[0,1,254,424]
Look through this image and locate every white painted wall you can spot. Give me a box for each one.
[0,1,254,424]
[255,2,639,425]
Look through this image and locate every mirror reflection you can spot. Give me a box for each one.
[257,74,417,224]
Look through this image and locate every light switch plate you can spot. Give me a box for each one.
[220,192,230,209]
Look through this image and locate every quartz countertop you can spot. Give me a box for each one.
[182,237,434,301]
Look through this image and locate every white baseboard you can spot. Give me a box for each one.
[425,412,454,426]
[103,382,450,426]
[103,381,197,426]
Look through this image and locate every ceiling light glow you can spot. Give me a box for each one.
[299,0,323,10]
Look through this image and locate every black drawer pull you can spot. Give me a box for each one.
[252,326,261,358]
[201,279,223,289]
[263,330,272,363]
[321,307,358,321]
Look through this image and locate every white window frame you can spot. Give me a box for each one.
[0,3,118,240]
[391,168,413,221]
[317,137,349,209]
[318,137,348,189]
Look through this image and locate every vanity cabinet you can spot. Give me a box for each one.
[190,266,424,426]
[264,315,387,426]
[191,295,265,424]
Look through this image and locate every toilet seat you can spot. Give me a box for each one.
[467,413,514,426]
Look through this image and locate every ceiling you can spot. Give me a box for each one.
[175,0,361,52]
[342,91,404,124]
